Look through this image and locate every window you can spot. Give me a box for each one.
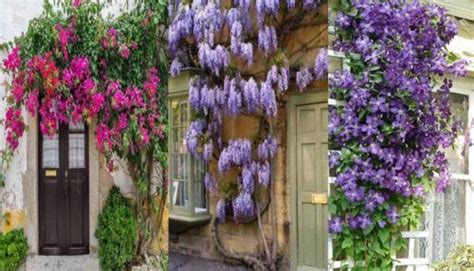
[168,71,210,225]
[419,85,474,262]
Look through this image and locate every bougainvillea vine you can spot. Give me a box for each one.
[329,0,468,268]
[1,0,169,264]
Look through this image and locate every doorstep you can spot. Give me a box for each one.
[24,255,99,271]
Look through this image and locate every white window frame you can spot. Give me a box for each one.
[450,77,474,245]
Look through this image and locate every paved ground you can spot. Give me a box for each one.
[169,252,251,271]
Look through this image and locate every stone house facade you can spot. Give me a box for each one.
[168,3,329,271]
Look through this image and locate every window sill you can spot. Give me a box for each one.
[169,213,211,234]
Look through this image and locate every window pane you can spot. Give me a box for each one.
[43,135,59,168]
[69,134,85,169]
[194,181,207,212]
[180,102,188,125]
[171,154,187,180]
[419,179,467,262]
[446,93,469,174]
[172,181,189,207]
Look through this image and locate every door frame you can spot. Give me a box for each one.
[287,90,328,271]
[37,122,90,256]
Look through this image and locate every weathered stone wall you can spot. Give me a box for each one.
[169,3,329,269]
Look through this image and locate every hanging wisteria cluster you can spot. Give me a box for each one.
[328,0,468,267]
[169,0,326,224]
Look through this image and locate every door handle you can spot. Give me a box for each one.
[64,170,68,197]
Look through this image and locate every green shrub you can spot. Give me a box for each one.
[96,186,137,270]
[0,229,28,271]
[433,245,474,270]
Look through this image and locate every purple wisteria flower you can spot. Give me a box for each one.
[227,78,242,116]
[203,141,213,161]
[218,139,252,172]
[260,81,277,116]
[258,136,277,160]
[314,49,327,80]
[186,120,206,155]
[243,78,260,112]
[296,68,313,92]
[258,26,277,54]
[233,191,255,220]
[258,161,271,186]
[205,172,217,191]
[242,164,254,194]
[170,57,183,76]
[278,67,289,91]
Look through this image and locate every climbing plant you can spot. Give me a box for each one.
[328,0,468,268]
[1,0,168,264]
[169,0,327,269]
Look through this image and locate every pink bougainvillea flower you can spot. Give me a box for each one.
[96,124,113,152]
[112,90,129,109]
[25,90,39,115]
[3,46,21,70]
[73,0,81,8]
[117,113,128,130]
[144,68,160,97]
[90,93,105,117]
[12,76,25,104]
[119,45,130,59]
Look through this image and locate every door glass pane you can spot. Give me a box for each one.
[446,93,469,174]
[69,134,85,169]
[69,121,85,132]
[42,134,59,168]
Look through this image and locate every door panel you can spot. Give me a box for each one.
[295,102,328,270]
[39,123,89,255]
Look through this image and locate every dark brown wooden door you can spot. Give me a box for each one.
[39,122,89,255]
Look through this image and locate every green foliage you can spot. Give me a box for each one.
[433,245,474,270]
[96,186,137,270]
[0,229,28,271]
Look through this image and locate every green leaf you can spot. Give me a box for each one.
[341,238,354,249]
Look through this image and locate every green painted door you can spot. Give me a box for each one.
[289,93,328,271]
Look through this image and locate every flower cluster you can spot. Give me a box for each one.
[1,2,165,172]
[169,0,325,224]
[329,0,467,267]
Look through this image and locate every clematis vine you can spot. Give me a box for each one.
[329,0,468,268]
[170,0,327,269]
